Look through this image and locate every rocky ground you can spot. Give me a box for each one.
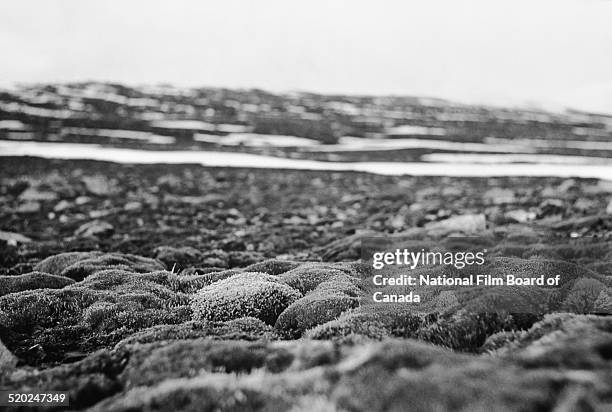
[1,156,612,411]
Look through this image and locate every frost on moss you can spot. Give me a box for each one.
[191,272,302,324]
[0,272,75,296]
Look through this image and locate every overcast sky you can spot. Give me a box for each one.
[1,0,611,113]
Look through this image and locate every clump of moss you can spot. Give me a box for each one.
[34,252,165,281]
[278,264,359,294]
[83,300,190,333]
[191,272,302,325]
[228,251,266,268]
[275,278,361,337]
[0,287,100,331]
[304,310,389,340]
[59,253,166,281]
[0,271,75,296]
[244,259,301,276]
[304,306,431,340]
[3,349,126,409]
[89,377,291,412]
[153,246,204,268]
[74,270,192,311]
[115,317,278,348]
[275,292,359,337]
[120,339,295,388]
[34,251,103,276]
[415,311,517,351]
[168,270,239,293]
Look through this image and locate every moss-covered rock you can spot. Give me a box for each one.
[0,271,75,296]
[305,307,431,341]
[153,246,204,268]
[228,251,266,268]
[121,339,295,388]
[304,310,389,340]
[278,264,359,294]
[275,280,360,337]
[61,253,166,281]
[243,259,301,276]
[0,287,100,331]
[191,272,302,324]
[415,311,519,351]
[34,252,165,281]
[34,251,102,276]
[83,301,191,333]
[115,318,278,348]
[88,375,293,412]
[488,313,612,369]
[275,293,359,337]
[2,349,126,409]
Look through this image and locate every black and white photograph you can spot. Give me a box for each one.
[1,1,612,411]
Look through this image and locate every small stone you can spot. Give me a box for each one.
[82,175,117,196]
[124,201,143,211]
[17,201,41,213]
[557,179,576,193]
[505,209,536,223]
[388,214,406,230]
[483,187,516,205]
[584,180,612,194]
[573,198,597,212]
[537,199,565,218]
[53,199,73,212]
[425,214,486,236]
[89,209,112,219]
[74,220,114,238]
[19,187,58,202]
[0,230,31,246]
[75,196,92,205]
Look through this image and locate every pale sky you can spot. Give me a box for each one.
[1,0,611,113]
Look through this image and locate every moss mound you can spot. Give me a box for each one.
[191,272,302,325]
[115,318,278,348]
[305,307,432,340]
[0,287,100,331]
[121,339,295,388]
[278,265,354,294]
[34,252,165,281]
[243,259,301,276]
[153,246,204,268]
[275,279,360,337]
[34,251,102,276]
[0,271,75,296]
